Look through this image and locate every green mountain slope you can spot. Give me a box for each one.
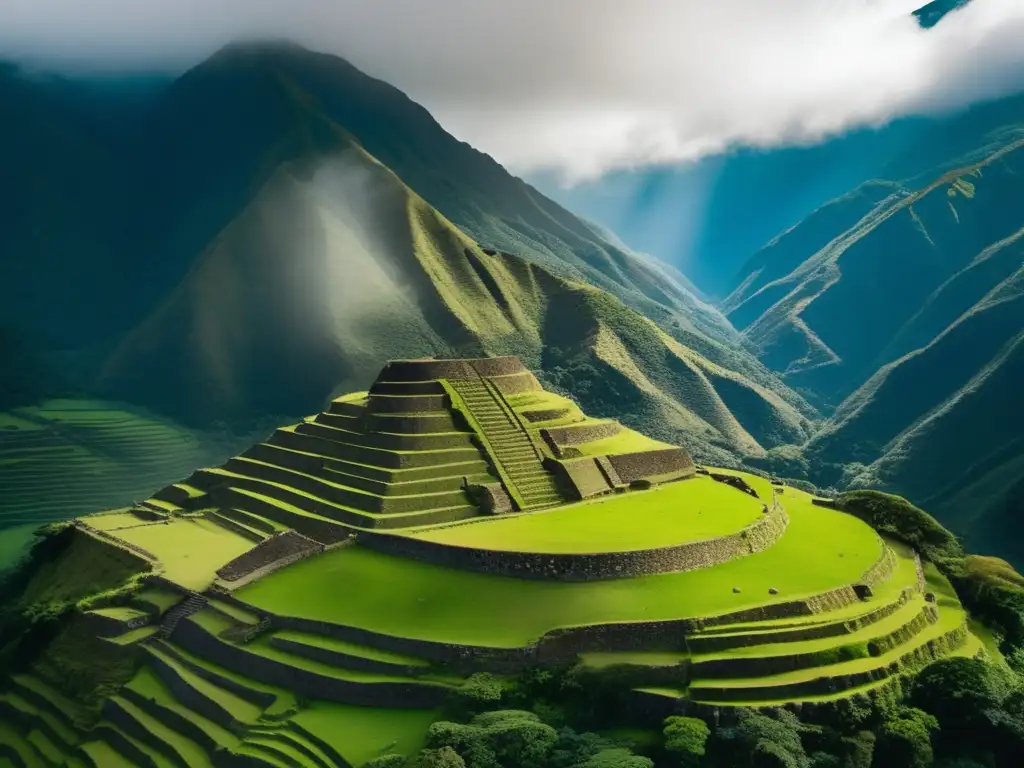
[726,130,1024,404]
[101,136,810,463]
[724,122,1024,561]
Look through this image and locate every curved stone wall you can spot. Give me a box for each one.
[376,357,528,382]
[523,407,572,424]
[172,619,450,709]
[358,503,788,582]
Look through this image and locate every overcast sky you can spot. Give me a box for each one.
[3,0,1024,179]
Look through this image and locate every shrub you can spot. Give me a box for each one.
[580,747,654,768]
[365,756,409,768]
[663,716,710,768]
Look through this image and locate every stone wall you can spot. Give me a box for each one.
[269,635,426,677]
[541,421,622,450]
[709,473,759,498]
[523,408,571,424]
[216,531,325,582]
[688,588,915,653]
[205,486,350,544]
[357,503,789,582]
[488,371,543,395]
[172,618,451,708]
[376,357,528,382]
[370,381,446,396]
[366,394,450,414]
[547,457,615,500]
[608,449,696,484]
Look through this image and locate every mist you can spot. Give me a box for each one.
[2,1,1024,179]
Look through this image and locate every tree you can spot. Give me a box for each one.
[364,756,408,768]
[874,709,938,768]
[911,658,1012,732]
[708,710,808,768]
[450,673,505,717]
[663,716,710,767]
[581,747,655,768]
[413,747,467,768]
[470,710,557,768]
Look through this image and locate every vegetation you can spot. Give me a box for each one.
[411,477,764,554]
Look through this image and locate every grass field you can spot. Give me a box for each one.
[410,476,764,553]
[0,398,239,531]
[0,522,40,573]
[109,518,254,590]
[575,430,674,457]
[240,485,881,647]
[292,702,438,766]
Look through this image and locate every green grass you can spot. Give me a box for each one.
[145,646,263,723]
[240,484,882,647]
[20,529,149,607]
[574,429,673,457]
[410,476,763,553]
[292,702,438,766]
[0,521,39,573]
[107,518,253,590]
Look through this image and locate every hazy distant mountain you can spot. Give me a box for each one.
[722,118,1024,561]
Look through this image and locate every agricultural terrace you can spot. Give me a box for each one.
[240,483,884,648]
[409,475,764,553]
[0,398,229,530]
[104,517,254,590]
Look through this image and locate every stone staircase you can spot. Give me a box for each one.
[448,378,563,510]
[158,594,208,639]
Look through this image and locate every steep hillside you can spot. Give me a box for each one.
[724,123,1024,562]
[0,43,809,457]
[101,136,810,462]
[726,131,1024,405]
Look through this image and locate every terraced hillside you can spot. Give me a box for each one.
[0,357,992,767]
[0,400,242,570]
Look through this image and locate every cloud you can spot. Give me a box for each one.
[2,0,1024,179]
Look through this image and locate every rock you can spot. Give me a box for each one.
[732,587,742,593]
[925,591,937,603]
[853,584,874,600]
[768,587,779,595]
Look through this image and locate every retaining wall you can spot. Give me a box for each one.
[365,394,450,414]
[269,635,427,677]
[542,421,622,449]
[376,357,528,382]
[216,531,325,582]
[608,449,696,484]
[205,487,350,544]
[357,503,788,582]
[172,619,450,708]
[370,381,446,396]
[547,457,615,500]
[487,371,543,395]
[523,408,572,424]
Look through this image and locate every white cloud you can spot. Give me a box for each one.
[2,0,1024,179]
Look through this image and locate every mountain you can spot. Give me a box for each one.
[99,134,810,462]
[719,117,1024,562]
[0,42,812,467]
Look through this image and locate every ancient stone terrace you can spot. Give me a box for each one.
[143,356,694,543]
